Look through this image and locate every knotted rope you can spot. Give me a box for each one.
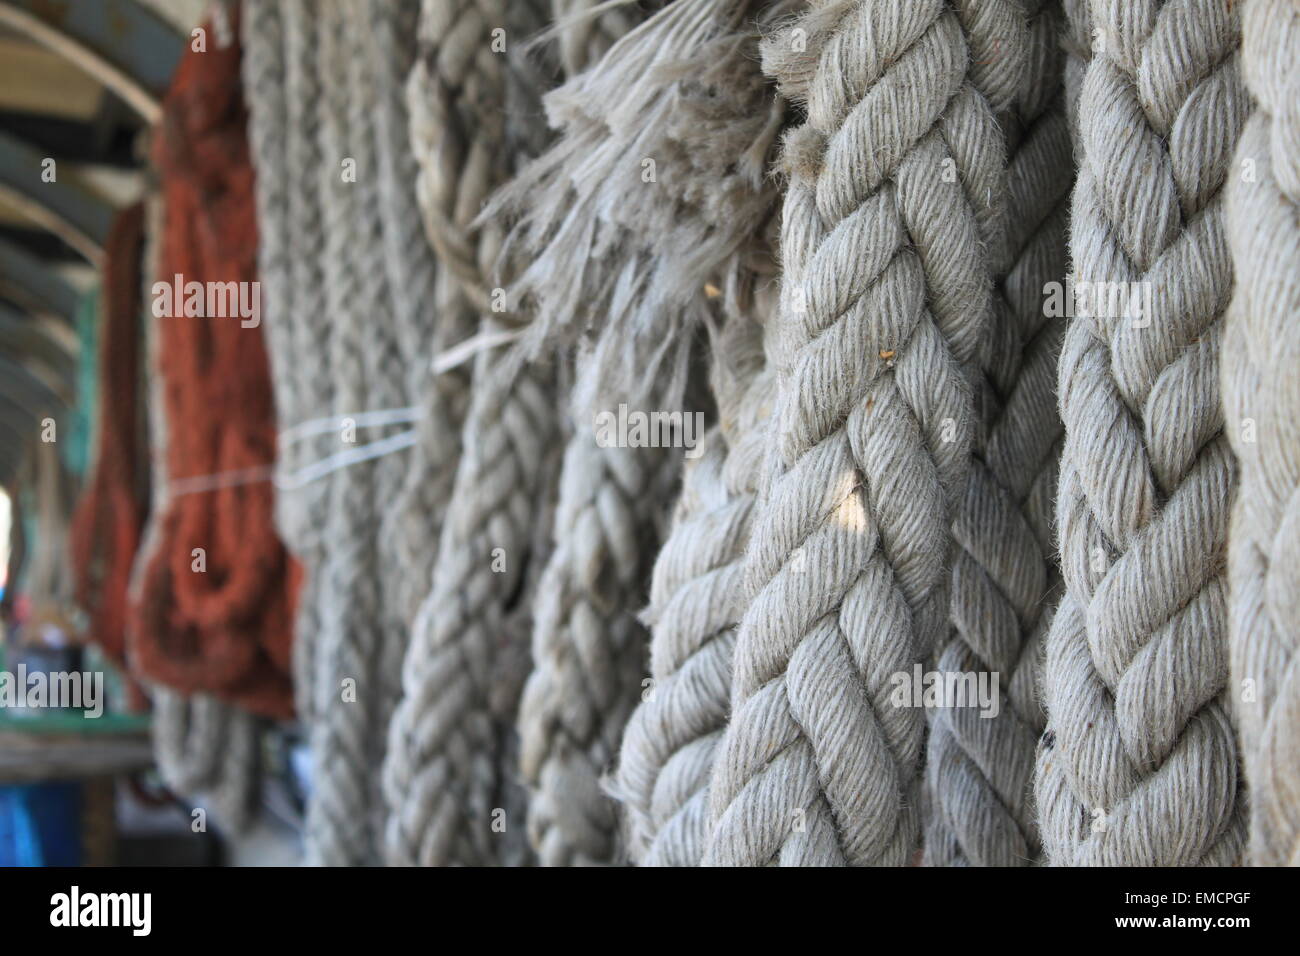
[924,0,1072,867]
[382,0,558,867]
[130,8,297,721]
[1035,0,1249,866]
[1223,0,1300,868]
[704,0,999,866]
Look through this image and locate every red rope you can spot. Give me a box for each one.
[129,10,297,720]
[69,202,149,672]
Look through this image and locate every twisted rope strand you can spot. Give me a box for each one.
[1035,0,1249,866]
[382,0,556,867]
[1224,0,1300,869]
[305,5,384,866]
[614,331,773,866]
[705,0,1000,866]
[925,0,1073,867]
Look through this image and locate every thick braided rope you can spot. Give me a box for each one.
[924,0,1073,867]
[382,0,556,867]
[614,330,773,866]
[303,5,386,867]
[704,0,998,866]
[243,0,336,724]
[281,0,336,726]
[364,0,466,644]
[518,406,681,866]
[340,0,413,768]
[1224,0,1300,869]
[1034,0,1249,866]
[241,0,315,718]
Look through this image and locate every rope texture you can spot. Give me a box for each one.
[382,0,558,867]
[1035,0,1249,866]
[131,187,262,834]
[704,0,1001,866]
[1223,0,1300,869]
[613,310,772,866]
[69,203,148,670]
[924,0,1072,867]
[130,8,297,720]
[518,406,680,865]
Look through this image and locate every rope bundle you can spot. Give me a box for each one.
[1035,0,1249,866]
[130,9,297,721]
[1224,0,1300,868]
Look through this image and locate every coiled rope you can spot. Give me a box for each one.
[132,187,262,834]
[1223,0,1300,868]
[130,7,297,721]
[1035,0,1249,866]
[704,0,999,867]
[924,0,1072,867]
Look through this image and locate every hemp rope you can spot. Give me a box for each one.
[612,301,773,866]
[924,0,1072,866]
[703,0,1000,866]
[382,0,558,867]
[517,395,682,865]
[242,0,336,725]
[506,0,788,868]
[1223,0,1300,869]
[1034,0,1249,866]
[488,0,791,416]
[302,1,397,867]
[364,0,466,649]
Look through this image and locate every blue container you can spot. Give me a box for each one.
[0,783,82,866]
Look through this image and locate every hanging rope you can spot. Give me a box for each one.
[382,0,556,867]
[924,0,1072,867]
[1035,0,1249,866]
[131,187,264,833]
[503,0,788,868]
[703,0,1002,866]
[298,3,389,866]
[69,202,148,669]
[612,299,772,866]
[365,0,463,648]
[127,9,296,721]
[1224,0,1300,869]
